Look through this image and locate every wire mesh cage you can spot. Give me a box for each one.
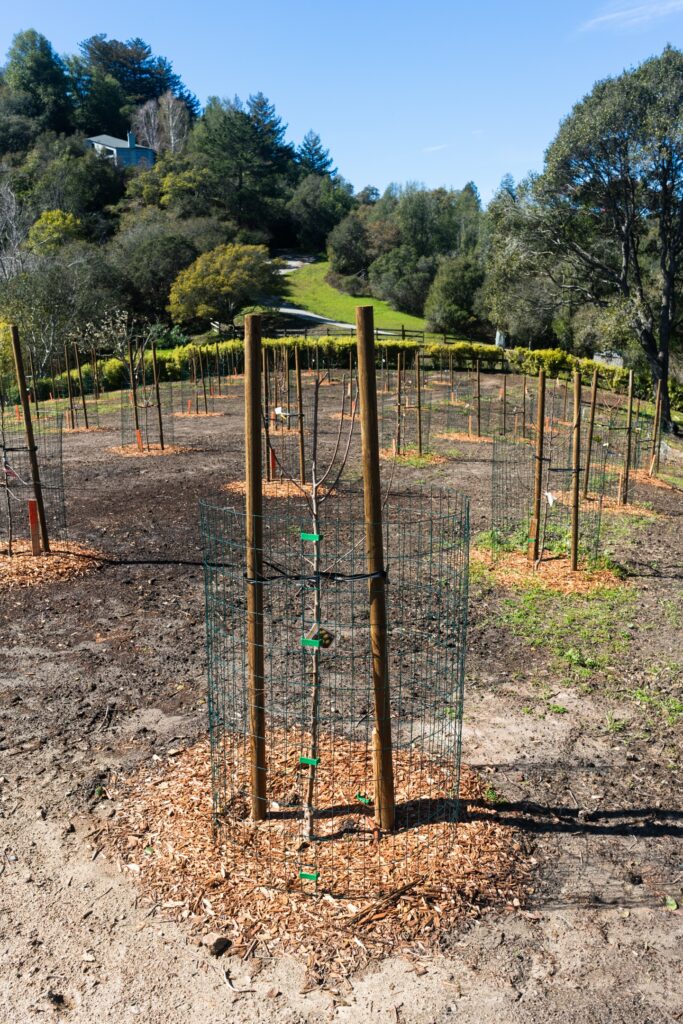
[0,408,66,549]
[120,379,175,449]
[201,487,470,898]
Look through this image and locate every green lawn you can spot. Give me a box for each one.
[284,260,426,331]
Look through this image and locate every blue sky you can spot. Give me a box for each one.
[2,1,683,201]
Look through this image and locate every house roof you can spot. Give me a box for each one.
[86,134,154,152]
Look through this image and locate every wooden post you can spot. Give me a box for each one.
[621,370,634,505]
[197,347,208,413]
[416,350,423,456]
[152,342,165,451]
[27,499,41,555]
[64,343,76,430]
[476,359,481,438]
[28,348,40,420]
[528,370,546,563]
[570,370,581,572]
[244,314,267,821]
[355,306,395,832]
[449,351,454,395]
[127,339,140,433]
[502,371,507,436]
[522,374,527,439]
[262,348,271,482]
[295,344,305,485]
[649,380,662,477]
[582,368,598,499]
[215,341,222,396]
[10,325,50,553]
[396,350,403,455]
[73,343,89,430]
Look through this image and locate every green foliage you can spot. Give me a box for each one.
[424,254,484,333]
[26,209,83,251]
[168,244,282,327]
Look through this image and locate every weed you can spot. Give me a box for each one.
[606,712,627,732]
[547,703,568,714]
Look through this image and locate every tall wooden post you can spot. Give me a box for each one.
[582,368,599,499]
[215,341,222,396]
[91,346,100,399]
[528,370,546,563]
[64,343,76,430]
[621,370,634,505]
[73,343,89,430]
[197,347,208,413]
[522,374,527,439]
[262,348,271,482]
[355,306,395,832]
[294,344,306,485]
[152,342,165,451]
[570,370,581,571]
[449,351,454,395]
[10,326,50,553]
[244,314,267,821]
[476,359,482,438]
[416,350,423,456]
[127,339,140,433]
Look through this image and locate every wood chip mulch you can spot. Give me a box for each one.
[0,541,103,590]
[108,444,193,458]
[173,411,223,418]
[550,490,659,519]
[472,548,625,594]
[435,432,494,444]
[628,468,680,491]
[222,479,335,500]
[105,734,529,978]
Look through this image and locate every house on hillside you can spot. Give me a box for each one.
[85,131,155,168]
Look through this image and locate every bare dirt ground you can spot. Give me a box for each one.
[2,375,682,1024]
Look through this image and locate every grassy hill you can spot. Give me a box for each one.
[284,261,426,331]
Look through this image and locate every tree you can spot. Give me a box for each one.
[133,91,190,154]
[368,247,437,315]
[296,131,336,177]
[26,210,83,252]
[518,47,683,430]
[424,254,484,334]
[327,214,370,276]
[168,243,281,327]
[4,30,72,133]
[116,231,198,318]
[287,174,353,251]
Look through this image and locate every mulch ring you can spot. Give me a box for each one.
[472,547,625,594]
[435,432,494,445]
[108,444,193,458]
[173,411,224,418]
[0,541,103,590]
[105,733,529,981]
[379,448,448,464]
[628,468,682,492]
[222,479,335,500]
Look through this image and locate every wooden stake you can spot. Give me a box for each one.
[476,359,481,437]
[649,380,662,477]
[416,350,423,456]
[621,370,634,505]
[502,371,507,436]
[355,305,395,832]
[244,314,267,821]
[197,347,208,413]
[215,341,221,396]
[73,343,89,430]
[10,325,50,552]
[294,344,306,485]
[528,370,546,563]
[27,499,41,555]
[128,339,140,433]
[28,348,40,420]
[522,374,527,438]
[582,368,598,499]
[396,351,403,455]
[152,342,165,450]
[262,348,271,482]
[570,370,581,572]
[64,343,76,430]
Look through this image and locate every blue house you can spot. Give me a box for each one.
[85,131,155,168]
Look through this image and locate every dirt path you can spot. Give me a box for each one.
[1,379,682,1023]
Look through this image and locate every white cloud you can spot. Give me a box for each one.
[581,0,683,31]
[422,144,449,153]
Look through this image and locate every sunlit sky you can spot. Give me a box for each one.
[2,1,683,201]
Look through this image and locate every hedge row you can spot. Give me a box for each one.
[26,336,683,414]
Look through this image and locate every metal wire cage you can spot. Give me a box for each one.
[0,408,67,549]
[200,487,470,898]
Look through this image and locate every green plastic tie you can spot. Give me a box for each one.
[300,636,321,648]
[300,532,322,542]
[299,870,319,882]
[355,792,372,806]
[299,755,320,766]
